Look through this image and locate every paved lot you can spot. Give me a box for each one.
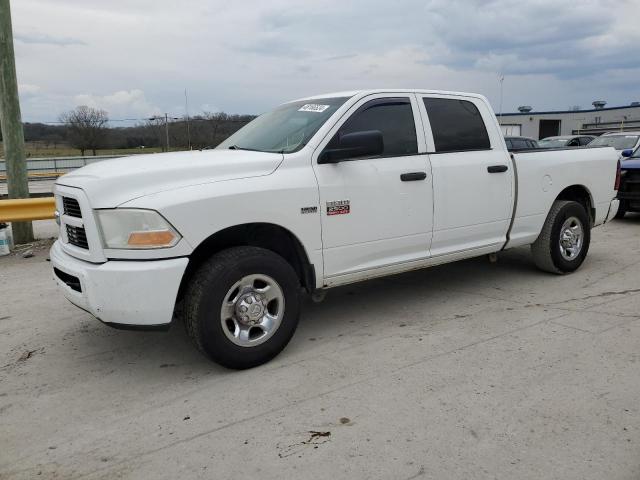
[1,217,639,479]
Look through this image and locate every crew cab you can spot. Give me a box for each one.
[50,89,621,369]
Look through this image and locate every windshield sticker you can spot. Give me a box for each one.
[299,104,331,113]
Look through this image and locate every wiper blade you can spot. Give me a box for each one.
[227,145,264,152]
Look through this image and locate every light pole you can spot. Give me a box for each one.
[498,73,505,128]
[149,113,179,151]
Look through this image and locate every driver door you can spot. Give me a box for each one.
[312,94,434,280]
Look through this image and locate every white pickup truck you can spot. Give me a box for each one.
[50,89,621,368]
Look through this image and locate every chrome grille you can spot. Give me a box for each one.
[62,196,82,218]
[66,225,89,249]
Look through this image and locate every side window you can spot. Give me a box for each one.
[579,137,592,146]
[511,139,527,150]
[325,97,418,158]
[423,97,491,152]
[567,138,580,147]
[504,139,513,149]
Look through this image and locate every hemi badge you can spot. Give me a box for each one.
[301,206,318,214]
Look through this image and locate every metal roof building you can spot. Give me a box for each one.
[497,101,640,140]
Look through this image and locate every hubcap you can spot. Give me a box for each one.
[559,216,584,261]
[220,274,285,347]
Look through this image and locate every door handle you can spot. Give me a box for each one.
[400,172,427,181]
[487,165,508,173]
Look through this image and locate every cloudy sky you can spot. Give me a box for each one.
[11,0,640,124]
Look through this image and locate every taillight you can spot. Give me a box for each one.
[615,159,621,190]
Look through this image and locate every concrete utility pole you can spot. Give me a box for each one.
[0,0,33,244]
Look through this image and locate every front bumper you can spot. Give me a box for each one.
[50,240,188,327]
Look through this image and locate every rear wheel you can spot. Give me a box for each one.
[184,246,301,369]
[614,200,627,219]
[531,200,591,274]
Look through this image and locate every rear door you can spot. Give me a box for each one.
[313,94,433,279]
[416,94,514,256]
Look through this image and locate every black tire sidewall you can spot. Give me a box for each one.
[196,250,300,369]
[549,202,591,273]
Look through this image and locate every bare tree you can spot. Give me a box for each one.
[145,117,168,152]
[59,106,109,155]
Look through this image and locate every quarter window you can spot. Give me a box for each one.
[325,97,418,158]
[423,97,491,152]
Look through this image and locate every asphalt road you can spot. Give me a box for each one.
[1,217,639,479]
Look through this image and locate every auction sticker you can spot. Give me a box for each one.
[299,104,330,113]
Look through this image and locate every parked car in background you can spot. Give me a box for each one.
[504,136,539,151]
[616,147,640,218]
[588,132,640,153]
[538,135,595,148]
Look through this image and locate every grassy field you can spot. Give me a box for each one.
[0,143,186,159]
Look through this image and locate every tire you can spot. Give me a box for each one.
[531,200,591,274]
[614,200,627,219]
[184,246,300,369]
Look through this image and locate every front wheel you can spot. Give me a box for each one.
[184,246,301,369]
[531,200,591,274]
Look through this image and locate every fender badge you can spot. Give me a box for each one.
[327,200,350,216]
[301,206,318,214]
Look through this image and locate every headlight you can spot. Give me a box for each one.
[95,209,181,249]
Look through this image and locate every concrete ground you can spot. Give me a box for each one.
[1,217,639,480]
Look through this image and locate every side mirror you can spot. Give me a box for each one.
[621,149,633,158]
[318,130,384,164]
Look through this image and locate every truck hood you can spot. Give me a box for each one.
[621,158,640,170]
[56,149,284,208]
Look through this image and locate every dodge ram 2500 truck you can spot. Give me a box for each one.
[50,89,621,369]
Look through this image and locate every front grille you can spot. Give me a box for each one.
[62,196,82,218]
[619,170,640,200]
[66,225,89,249]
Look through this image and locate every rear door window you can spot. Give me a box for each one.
[423,97,491,153]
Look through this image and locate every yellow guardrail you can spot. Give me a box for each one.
[0,197,56,222]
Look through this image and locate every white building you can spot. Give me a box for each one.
[498,101,640,139]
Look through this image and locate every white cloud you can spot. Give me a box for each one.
[72,90,159,119]
[18,83,41,95]
[9,0,640,121]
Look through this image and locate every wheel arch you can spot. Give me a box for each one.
[175,223,316,309]
[555,184,595,225]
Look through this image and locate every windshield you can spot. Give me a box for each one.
[589,135,639,150]
[217,97,349,153]
[631,148,640,158]
[538,138,569,148]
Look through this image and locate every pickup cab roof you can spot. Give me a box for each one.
[293,89,488,103]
